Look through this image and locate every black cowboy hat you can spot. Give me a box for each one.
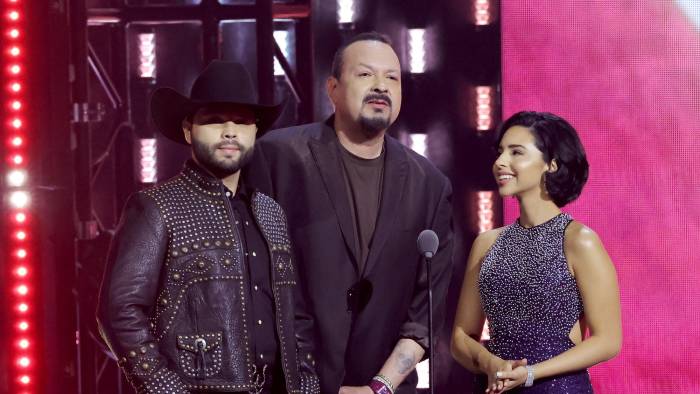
[150,60,284,145]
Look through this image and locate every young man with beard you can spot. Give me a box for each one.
[97,61,319,394]
[246,33,455,394]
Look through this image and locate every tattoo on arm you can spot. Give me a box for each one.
[396,351,415,375]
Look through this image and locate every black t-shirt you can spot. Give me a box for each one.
[338,142,385,272]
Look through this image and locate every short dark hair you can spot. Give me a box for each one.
[495,111,589,207]
[331,31,393,79]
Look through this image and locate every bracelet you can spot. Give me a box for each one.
[369,374,395,394]
[524,365,535,387]
[376,374,395,393]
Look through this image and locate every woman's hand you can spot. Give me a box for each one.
[484,357,526,393]
[495,363,529,392]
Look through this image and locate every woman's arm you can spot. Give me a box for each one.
[451,228,523,392]
[498,221,622,390]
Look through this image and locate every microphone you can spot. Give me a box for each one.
[417,229,439,394]
[417,229,439,259]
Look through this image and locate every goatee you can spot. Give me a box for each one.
[359,92,393,137]
[359,114,390,138]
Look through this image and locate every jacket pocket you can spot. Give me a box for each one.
[176,331,223,379]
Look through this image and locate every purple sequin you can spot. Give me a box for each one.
[479,213,593,393]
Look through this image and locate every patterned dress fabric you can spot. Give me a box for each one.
[479,213,593,393]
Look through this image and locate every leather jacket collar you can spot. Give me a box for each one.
[181,159,224,194]
[181,159,253,202]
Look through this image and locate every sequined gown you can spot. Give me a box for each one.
[479,213,593,393]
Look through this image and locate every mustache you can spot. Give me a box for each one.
[363,93,392,107]
[214,140,243,150]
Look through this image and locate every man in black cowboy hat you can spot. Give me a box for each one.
[97,61,319,394]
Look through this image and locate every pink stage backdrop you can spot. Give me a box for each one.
[501,1,700,392]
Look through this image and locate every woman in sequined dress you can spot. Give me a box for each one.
[450,111,621,393]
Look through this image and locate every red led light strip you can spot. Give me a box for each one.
[3,0,35,390]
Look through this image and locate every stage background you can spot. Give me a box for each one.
[501,1,700,392]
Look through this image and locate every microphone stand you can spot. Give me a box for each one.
[425,251,435,394]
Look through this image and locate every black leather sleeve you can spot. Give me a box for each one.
[96,193,187,393]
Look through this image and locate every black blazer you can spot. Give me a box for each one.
[246,117,454,394]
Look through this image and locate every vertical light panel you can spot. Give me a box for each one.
[474,0,492,26]
[337,0,355,24]
[476,191,495,233]
[475,86,494,131]
[137,32,156,79]
[416,359,429,389]
[3,0,36,390]
[408,133,428,158]
[139,138,157,183]
[273,29,290,77]
[408,28,426,74]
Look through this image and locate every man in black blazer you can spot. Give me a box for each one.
[246,32,454,394]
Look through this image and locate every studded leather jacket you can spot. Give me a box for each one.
[97,161,319,393]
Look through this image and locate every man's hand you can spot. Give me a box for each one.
[339,385,373,394]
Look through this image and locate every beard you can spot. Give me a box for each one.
[191,139,254,178]
[358,112,391,138]
[358,93,393,138]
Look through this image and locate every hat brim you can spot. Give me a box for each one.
[151,87,285,145]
